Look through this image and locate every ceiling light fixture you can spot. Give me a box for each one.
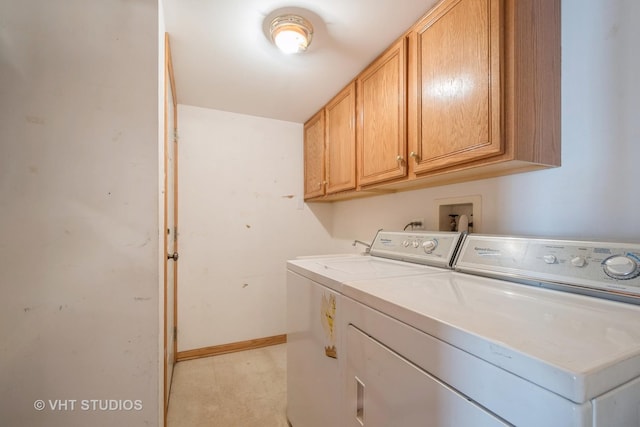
[269,14,314,54]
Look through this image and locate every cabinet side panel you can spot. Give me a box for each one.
[511,0,561,165]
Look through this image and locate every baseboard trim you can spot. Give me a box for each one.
[176,334,287,362]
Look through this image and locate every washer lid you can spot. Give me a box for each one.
[343,271,640,403]
[287,230,464,292]
[287,255,445,293]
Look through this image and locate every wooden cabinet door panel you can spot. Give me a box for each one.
[326,82,356,194]
[357,38,407,186]
[303,111,325,199]
[411,0,502,174]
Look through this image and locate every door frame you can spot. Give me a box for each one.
[163,31,179,425]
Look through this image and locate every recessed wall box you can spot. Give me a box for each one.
[434,196,481,232]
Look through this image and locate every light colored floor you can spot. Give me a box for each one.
[167,344,289,427]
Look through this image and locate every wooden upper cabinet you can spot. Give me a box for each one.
[325,82,356,194]
[409,0,502,174]
[303,110,325,200]
[303,0,559,201]
[357,38,408,187]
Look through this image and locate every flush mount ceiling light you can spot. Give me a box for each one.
[269,14,314,54]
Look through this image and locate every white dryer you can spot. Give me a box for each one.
[341,234,640,426]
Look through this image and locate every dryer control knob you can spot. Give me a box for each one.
[422,240,438,253]
[571,256,586,267]
[603,255,640,280]
[402,240,410,247]
[543,254,557,264]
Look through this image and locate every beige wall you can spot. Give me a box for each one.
[0,0,161,425]
[176,105,340,351]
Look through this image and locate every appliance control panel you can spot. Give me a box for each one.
[456,234,640,300]
[370,231,464,268]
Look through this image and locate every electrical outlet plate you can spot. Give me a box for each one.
[411,218,425,230]
[434,196,481,232]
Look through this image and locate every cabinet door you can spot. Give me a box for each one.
[326,82,356,194]
[345,325,509,427]
[303,110,326,199]
[357,38,407,187]
[410,0,502,174]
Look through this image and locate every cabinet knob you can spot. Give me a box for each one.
[396,155,404,162]
[409,151,419,161]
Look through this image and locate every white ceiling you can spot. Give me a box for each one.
[162,0,440,123]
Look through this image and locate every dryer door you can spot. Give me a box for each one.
[345,325,510,427]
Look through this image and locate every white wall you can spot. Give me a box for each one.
[177,105,339,351]
[333,0,640,244]
[0,1,160,425]
[176,0,639,352]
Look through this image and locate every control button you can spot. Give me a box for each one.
[603,255,640,280]
[543,255,557,264]
[570,256,586,267]
[402,240,410,248]
[412,240,420,249]
[422,239,438,253]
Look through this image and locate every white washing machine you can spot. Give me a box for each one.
[286,231,464,427]
[341,234,640,426]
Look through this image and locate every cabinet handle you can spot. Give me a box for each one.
[396,155,404,162]
[409,151,419,162]
[356,376,365,425]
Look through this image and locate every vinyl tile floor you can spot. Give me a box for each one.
[167,343,289,427]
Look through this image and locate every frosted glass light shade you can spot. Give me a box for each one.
[270,15,313,54]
